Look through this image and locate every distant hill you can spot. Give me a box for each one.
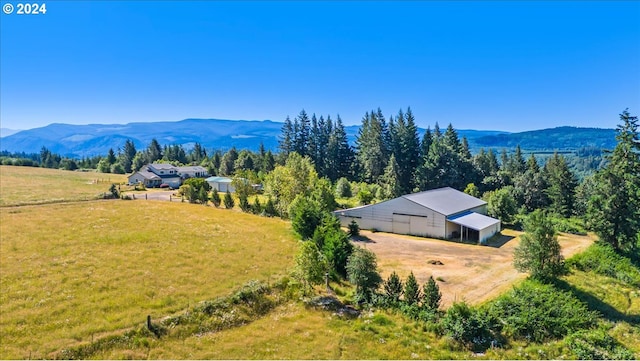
[472,126,617,151]
[0,119,616,157]
[0,128,21,138]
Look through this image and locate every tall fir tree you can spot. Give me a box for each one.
[380,154,403,200]
[355,111,389,183]
[587,109,640,253]
[544,152,577,217]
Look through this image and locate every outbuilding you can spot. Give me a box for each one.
[206,176,235,193]
[334,187,501,243]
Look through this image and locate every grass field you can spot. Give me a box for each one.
[0,201,297,359]
[0,166,126,206]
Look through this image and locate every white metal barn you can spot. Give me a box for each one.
[335,187,501,243]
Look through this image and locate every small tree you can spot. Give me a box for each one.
[335,177,352,198]
[404,271,422,305]
[252,196,262,215]
[290,196,323,240]
[211,188,221,207]
[264,197,277,217]
[109,183,120,199]
[347,220,360,237]
[238,193,250,212]
[513,209,564,282]
[422,276,442,311]
[383,271,404,305]
[223,190,235,209]
[295,241,327,293]
[198,186,209,205]
[346,247,382,303]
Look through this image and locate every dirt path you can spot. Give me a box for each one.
[356,230,594,307]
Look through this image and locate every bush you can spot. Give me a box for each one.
[485,280,597,343]
[566,329,635,360]
[441,302,494,350]
[346,247,382,304]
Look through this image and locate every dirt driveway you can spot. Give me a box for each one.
[127,190,177,201]
[356,229,594,307]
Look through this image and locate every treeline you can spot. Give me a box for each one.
[277,108,586,222]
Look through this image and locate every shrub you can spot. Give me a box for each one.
[513,210,565,282]
[346,247,382,304]
[442,302,493,350]
[566,329,635,360]
[251,196,262,215]
[485,280,597,343]
[263,197,277,217]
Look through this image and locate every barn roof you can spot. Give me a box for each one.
[448,211,500,231]
[402,187,486,216]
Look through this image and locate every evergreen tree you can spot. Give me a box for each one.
[121,139,137,173]
[279,116,295,158]
[219,147,238,176]
[356,111,389,183]
[238,192,250,212]
[264,197,277,217]
[404,271,421,306]
[513,210,564,282]
[146,138,163,163]
[390,108,420,194]
[380,154,403,199]
[587,109,640,253]
[106,148,117,165]
[293,109,311,157]
[252,196,262,215]
[211,188,221,207]
[514,154,549,211]
[223,190,235,209]
[327,115,354,181]
[421,127,433,158]
[383,271,404,305]
[544,152,577,217]
[422,276,442,311]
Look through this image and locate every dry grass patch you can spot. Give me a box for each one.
[0,166,126,206]
[358,229,594,307]
[0,201,297,359]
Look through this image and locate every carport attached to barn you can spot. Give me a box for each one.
[447,211,501,243]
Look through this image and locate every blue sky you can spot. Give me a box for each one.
[1,1,638,132]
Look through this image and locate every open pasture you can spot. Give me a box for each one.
[0,166,126,206]
[0,200,297,359]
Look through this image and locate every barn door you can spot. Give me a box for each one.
[392,214,411,235]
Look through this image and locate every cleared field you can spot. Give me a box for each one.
[359,229,594,306]
[0,201,297,359]
[0,166,126,206]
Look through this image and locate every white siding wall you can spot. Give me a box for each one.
[479,222,502,244]
[336,198,447,238]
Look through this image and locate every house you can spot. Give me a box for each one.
[334,187,501,243]
[128,163,209,189]
[206,176,235,193]
[127,169,162,188]
[177,166,209,179]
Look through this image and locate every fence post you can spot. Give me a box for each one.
[145,194,148,200]
[146,315,152,330]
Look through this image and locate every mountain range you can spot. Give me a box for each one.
[0,119,617,158]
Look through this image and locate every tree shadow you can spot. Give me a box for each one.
[553,279,640,324]
[351,235,376,243]
[484,234,515,248]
